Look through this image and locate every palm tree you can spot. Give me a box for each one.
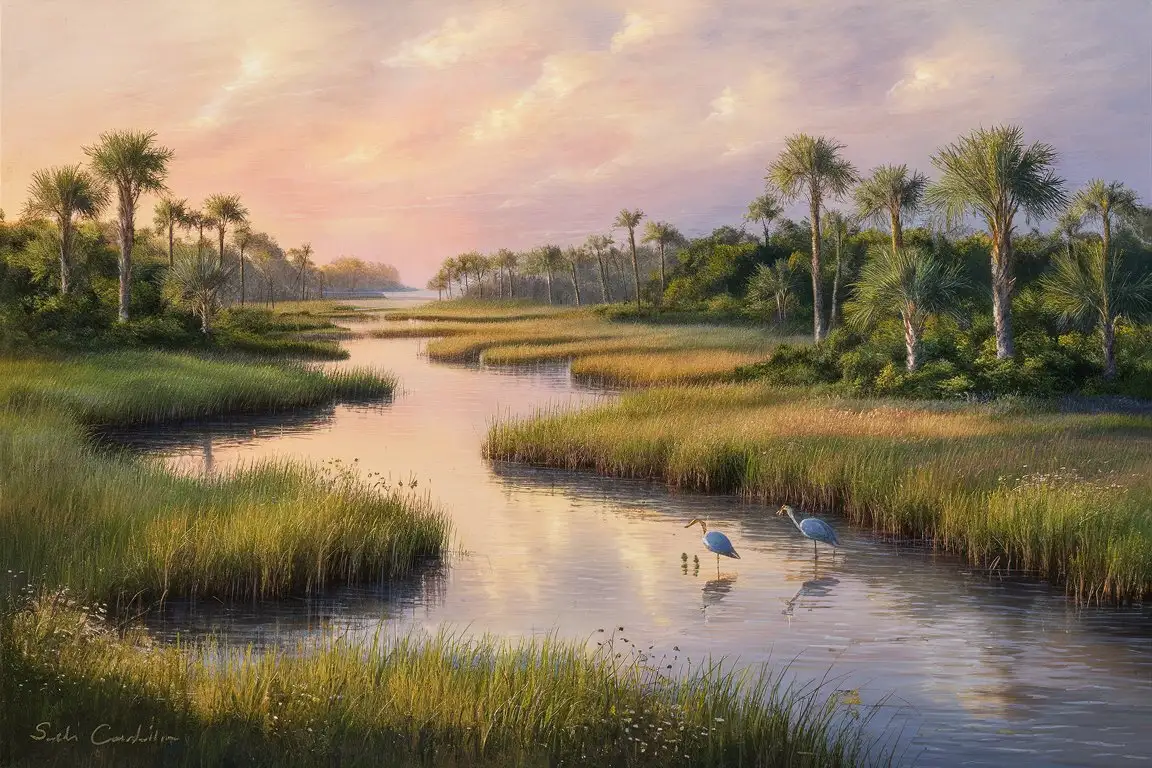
[846,244,969,372]
[823,209,854,329]
[767,134,858,342]
[165,244,237,333]
[1040,241,1151,379]
[232,224,253,306]
[204,194,248,268]
[925,125,1067,359]
[853,164,927,253]
[532,245,564,305]
[495,249,519,298]
[1071,180,1141,261]
[565,246,589,306]
[23,164,109,294]
[747,259,796,323]
[642,221,682,297]
[1055,209,1085,261]
[84,130,174,322]
[153,197,188,267]
[585,234,613,302]
[745,192,783,245]
[613,208,645,308]
[185,210,208,256]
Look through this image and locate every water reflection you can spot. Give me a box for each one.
[106,335,1152,767]
[147,559,450,648]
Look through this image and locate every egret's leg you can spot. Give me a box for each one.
[716,553,720,578]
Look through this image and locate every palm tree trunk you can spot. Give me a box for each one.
[763,224,770,246]
[990,229,1015,359]
[1102,317,1116,379]
[809,196,826,342]
[239,248,246,306]
[890,210,903,252]
[58,219,72,295]
[629,230,641,309]
[903,312,920,372]
[658,242,666,297]
[830,236,843,329]
[218,227,226,269]
[507,268,515,298]
[1102,212,1112,260]
[597,255,610,302]
[546,270,554,305]
[117,199,134,323]
[571,263,582,306]
[167,223,175,268]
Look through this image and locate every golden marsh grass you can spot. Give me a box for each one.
[486,384,1152,602]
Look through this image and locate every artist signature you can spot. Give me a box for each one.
[31,722,180,745]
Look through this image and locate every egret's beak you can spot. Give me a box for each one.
[776,505,787,516]
[684,519,699,528]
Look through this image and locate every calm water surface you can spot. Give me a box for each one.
[110,329,1152,768]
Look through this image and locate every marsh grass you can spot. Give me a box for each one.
[384,298,575,323]
[0,352,393,427]
[486,385,1152,602]
[0,594,887,767]
[371,309,790,386]
[0,410,448,609]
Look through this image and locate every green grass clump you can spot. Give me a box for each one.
[0,352,393,427]
[485,385,1152,602]
[0,594,884,768]
[0,410,448,607]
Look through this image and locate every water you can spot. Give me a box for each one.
[108,331,1152,767]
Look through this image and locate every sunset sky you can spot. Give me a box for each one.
[2,0,1149,285]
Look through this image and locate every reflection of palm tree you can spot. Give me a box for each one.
[701,575,736,616]
[781,575,840,618]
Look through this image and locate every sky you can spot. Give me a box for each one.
[2,0,1150,286]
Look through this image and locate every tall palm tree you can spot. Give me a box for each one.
[495,249,519,298]
[925,125,1067,359]
[767,134,858,342]
[642,220,682,297]
[823,209,854,328]
[204,194,249,268]
[83,130,174,321]
[746,259,796,323]
[613,209,645,308]
[165,244,237,334]
[1040,241,1151,379]
[853,164,927,252]
[745,192,783,245]
[185,210,208,256]
[153,197,188,267]
[565,246,590,306]
[1055,209,1084,261]
[1071,180,1141,261]
[232,223,253,306]
[846,244,969,372]
[23,164,109,294]
[585,234,614,302]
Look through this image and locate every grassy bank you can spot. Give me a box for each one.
[486,385,1152,602]
[1,594,882,768]
[373,301,791,386]
[0,352,441,608]
[0,351,393,427]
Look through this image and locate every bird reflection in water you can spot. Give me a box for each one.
[781,567,840,620]
[701,575,737,619]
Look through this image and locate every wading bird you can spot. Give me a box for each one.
[777,505,839,562]
[685,519,740,576]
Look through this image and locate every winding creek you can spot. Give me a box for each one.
[106,322,1152,768]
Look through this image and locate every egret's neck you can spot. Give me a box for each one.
[787,509,803,532]
[697,520,708,535]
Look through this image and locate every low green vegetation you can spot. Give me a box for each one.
[1,595,882,768]
[486,385,1152,603]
